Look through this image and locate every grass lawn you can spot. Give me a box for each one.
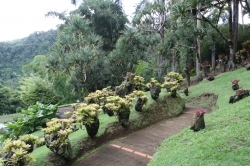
[0,113,22,123]
[148,67,250,166]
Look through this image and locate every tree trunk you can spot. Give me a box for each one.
[196,4,201,79]
[211,38,216,72]
[175,51,180,73]
[227,0,235,70]
[157,0,166,77]
[233,0,239,55]
[171,49,175,71]
[185,51,191,86]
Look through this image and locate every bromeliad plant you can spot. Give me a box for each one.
[133,76,146,91]
[42,118,75,159]
[190,109,206,132]
[236,88,247,95]
[162,72,184,98]
[18,134,45,153]
[104,95,134,127]
[84,87,114,116]
[229,88,250,103]
[0,139,36,166]
[73,103,101,138]
[84,86,114,105]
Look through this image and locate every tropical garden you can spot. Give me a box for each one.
[0,0,250,165]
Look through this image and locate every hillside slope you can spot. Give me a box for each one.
[149,67,250,166]
[0,30,57,87]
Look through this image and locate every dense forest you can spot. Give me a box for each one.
[0,0,250,115]
[0,30,57,87]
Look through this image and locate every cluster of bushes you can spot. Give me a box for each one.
[0,134,45,165]
[0,72,185,164]
[0,84,24,115]
[0,102,58,165]
[39,72,184,160]
[0,102,58,141]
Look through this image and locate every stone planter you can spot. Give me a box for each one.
[102,106,114,116]
[117,107,130,128]
[150,84,161,101]
[232,83,239,90]
[207,76,214,81]
[190,114,205,132]
[184,88,188,96]
[229,90,250,103]
[166,87,171,92]
[44,132,72,159]
[85,117,100,138]
[135,98,145,112]
[170,90,177,98]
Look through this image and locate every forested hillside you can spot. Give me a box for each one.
[0,30,57,87]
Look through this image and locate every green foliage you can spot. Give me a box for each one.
[108,28,151,82]
[201,25,250,63]
[162,72,184,93]
[133,75,146,91]
[22,55,48,77]
[104,95,134,112]
[0,102,58,142]
[0,30,57,87]
[84,86,114,105]
[73,103,101,127]
[147,78,161,89]
[42,118,75,159]
[0,84,24,115]
[46,15,104,98]
[19,134,45,152]
[0,139,36,166]
[76,0,128,52]
[19,75,61,106]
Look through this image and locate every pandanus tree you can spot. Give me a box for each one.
[108,27,151,85]
[46,0,128,92]
[46,15,104,99]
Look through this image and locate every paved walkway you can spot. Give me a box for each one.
[74,104,207,166]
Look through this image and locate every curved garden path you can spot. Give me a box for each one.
[71,104,210,166]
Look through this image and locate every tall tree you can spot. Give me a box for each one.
[172,0,242,71]
[133,0,169,77]
[108,27,153,82]
[73,0,128,52]
[46,15,104,98]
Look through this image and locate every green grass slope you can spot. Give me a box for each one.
[148,67,250,166]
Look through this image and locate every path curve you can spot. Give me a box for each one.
[73,104,208,166]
